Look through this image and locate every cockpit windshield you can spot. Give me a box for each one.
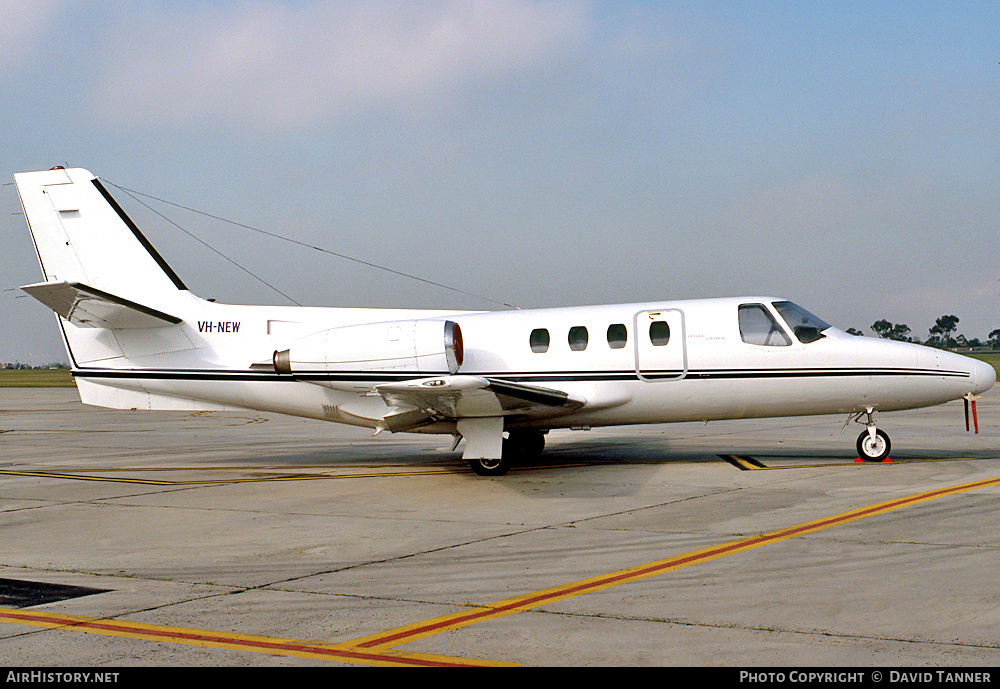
[772,301,830,344]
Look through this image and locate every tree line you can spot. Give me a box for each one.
[847,316,1000,349]
[1,362,68,370]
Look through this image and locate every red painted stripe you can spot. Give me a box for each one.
[358,475,1000,648]
[0,610,473,667]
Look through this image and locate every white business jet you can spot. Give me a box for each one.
[13,167,996,475]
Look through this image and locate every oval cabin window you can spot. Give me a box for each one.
[568,326,589,351]
[607,323,627,349]
[529,328,550,353]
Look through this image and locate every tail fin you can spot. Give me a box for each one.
[13,167,187,306]
[14,167,195,370]
[12,168,242,412]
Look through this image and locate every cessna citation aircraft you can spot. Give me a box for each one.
[13,167,996,475]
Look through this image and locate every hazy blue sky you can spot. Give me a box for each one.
[3,1,998,364]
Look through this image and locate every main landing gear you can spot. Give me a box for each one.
[853,408,891,462]
[469,454,508,477]
[467,430,546,476]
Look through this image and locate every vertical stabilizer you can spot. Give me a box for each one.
[13,167,187,305]
[14,167,197,379]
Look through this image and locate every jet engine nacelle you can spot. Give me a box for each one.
[273,319,463,376]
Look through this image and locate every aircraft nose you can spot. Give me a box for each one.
[972,358,997,395]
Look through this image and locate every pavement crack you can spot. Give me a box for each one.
[533,608,1000,651]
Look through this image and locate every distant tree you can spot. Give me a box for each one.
[927,315,960,348]
[871,319,911,341]
[990,328,1000,350]
[871,320,892,338]
[846,328,864,336]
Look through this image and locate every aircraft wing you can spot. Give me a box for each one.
[374,375,585,432]
[20,280,181,329]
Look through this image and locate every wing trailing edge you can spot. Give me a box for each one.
[374,375,587,431]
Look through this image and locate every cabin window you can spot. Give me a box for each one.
[529,328,550,353]
[738,304,791,346]
[568,326,589,351]
[649,320,670,346]
[607,324,628,349]
[772,301,829,344]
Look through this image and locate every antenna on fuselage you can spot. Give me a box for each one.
[103,180,519,310]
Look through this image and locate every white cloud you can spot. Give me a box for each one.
[92,0,593,130]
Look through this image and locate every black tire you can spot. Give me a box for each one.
[856,429,891,462]
[505,431,545,460]
[469,455,509,476]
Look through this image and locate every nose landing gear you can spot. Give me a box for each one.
[857,427,891,462]
[852,408,891,462]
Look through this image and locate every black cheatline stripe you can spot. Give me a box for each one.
[71,367,971,383]
[685,368,969,380]
[91,179,188,291]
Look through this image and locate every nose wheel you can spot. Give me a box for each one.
[856,428,891,462]
[853,408,891,462]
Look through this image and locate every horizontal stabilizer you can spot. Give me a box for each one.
[20,281,181,329]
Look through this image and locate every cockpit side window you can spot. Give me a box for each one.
[772,301,830,344]
[738,304,791,346]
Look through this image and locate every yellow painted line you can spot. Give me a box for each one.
[0,468,467,485]
[6,464,447,472]
[0,463,590,485]
[736,456,992,471]
[349,472,1000,651]
[5,469,999,663]
[0,470,179,485]
[721,454,765,470]
[0,608,511,667]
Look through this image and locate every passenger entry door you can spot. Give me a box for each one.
[633,309,687,381]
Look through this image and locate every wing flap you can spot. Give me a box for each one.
[485,378,585,411]
[374,375,585,425]
[20,280,181,329]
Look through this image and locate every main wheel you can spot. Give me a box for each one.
[505,431,545,460]
[856,429,891,462]
[469,455,509,476]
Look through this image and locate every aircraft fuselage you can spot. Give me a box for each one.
[67,293,994,434]
[14,167,995,475]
